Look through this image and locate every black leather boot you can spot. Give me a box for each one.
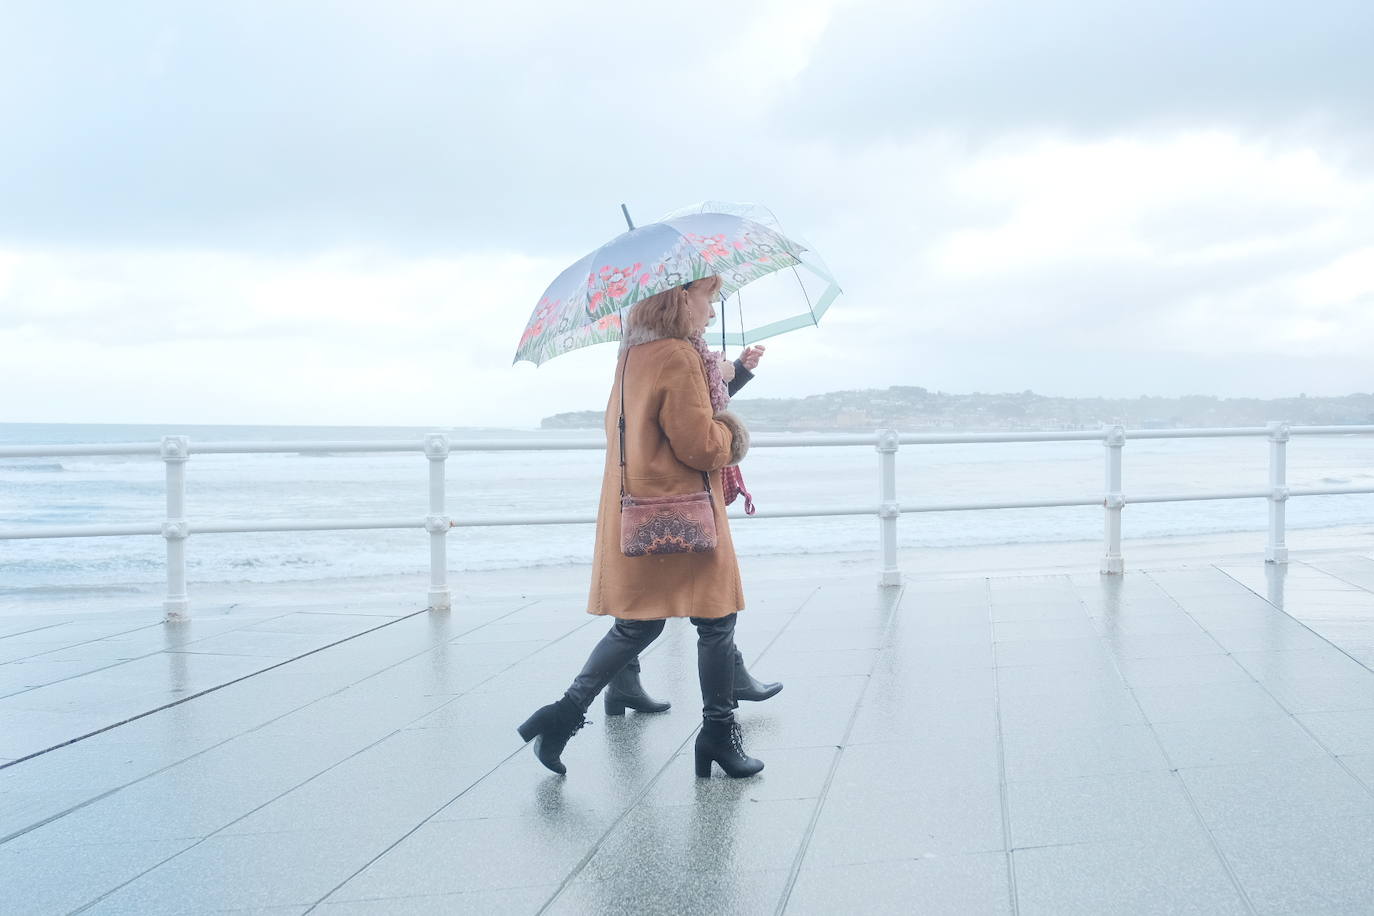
[694,718,764,778]
[733,648,783,703]
[516,696,587,775]
[604,658,671,715]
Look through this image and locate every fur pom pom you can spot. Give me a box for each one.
[714,410,750,465]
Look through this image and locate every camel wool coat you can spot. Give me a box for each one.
[587,337,750,620]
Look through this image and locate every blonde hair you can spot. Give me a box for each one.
[625,275,723,339]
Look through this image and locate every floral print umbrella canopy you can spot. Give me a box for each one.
[514,206,833,366]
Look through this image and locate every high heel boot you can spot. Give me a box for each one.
[604,659,671,715]
[733,648,783,703]
[694,718,764,778]
[516,696,587,775]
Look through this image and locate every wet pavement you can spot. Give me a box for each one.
[4,552,1374,914]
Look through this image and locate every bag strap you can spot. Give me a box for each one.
[619,346,712,499]
[618,350,629,499]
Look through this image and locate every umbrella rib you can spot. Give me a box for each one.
[737,287,746,346]
[757,198,820,329]
[761,203,819,328]
[577,236,615,318]
[791,263,818,327]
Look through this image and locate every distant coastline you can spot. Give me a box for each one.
[541,388,1374,432]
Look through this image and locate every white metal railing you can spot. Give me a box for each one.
[2,422,1372,619]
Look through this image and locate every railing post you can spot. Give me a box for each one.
[1266,421,1290,564]
[1101,425,1125,575]
[424,433,452,610]
[876,429,901,587]
[160,435,190,620]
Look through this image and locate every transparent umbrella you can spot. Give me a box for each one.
[514,201,842,365]
[654,200,843,352]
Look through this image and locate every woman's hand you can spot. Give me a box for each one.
[739,345,766,371]
[717,355,736,382]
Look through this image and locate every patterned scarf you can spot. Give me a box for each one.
[688,334,729,412]
[688,334,756,514]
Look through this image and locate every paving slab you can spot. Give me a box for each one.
[1296,708,1374,755]
[998,685,1146,732]
[316,886,555,915]
[1113,652,1254,688]
[1012,832,1250,915]
[1002,723,1172,781]
[846,692,1001,746]
[1131,681,1290,723]
[785,853,1012,916]
[1211,812,1374,916]
[1007,770,1201,847]
[326,814,615,901]
[803,779,1004,865]
[81,826,406,914]
[2,837,197,916]
[1178,755,1374,832]
[547,869,790,916]
[1151,713,1332,768]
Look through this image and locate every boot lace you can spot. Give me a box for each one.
[568,715,589,737]
[729,722,746,756]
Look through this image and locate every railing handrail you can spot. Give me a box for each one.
[5,423,1372,459]
[3,422,1372,617]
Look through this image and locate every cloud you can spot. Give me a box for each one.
[0,244,592,425]
[0,1,841,253]
[779,0,1374,141]
[915,132,1374,353]
[0,247,563,345]
[4,1,1370,258]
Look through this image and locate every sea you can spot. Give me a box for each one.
[2,423,1372,601]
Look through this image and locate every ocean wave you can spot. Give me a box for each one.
[0,462,65,472]
[0,583,148,596]
[228,556,323,569]
[1322,477,1352,485]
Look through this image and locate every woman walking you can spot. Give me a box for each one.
[517,274,764,778]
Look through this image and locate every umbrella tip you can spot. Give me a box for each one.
[620,204,635,231]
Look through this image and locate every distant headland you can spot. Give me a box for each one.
[541,388,1374,432]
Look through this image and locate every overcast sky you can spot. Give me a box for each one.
[2,0,1371,428]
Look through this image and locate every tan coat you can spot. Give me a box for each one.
[587,337,749,620]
